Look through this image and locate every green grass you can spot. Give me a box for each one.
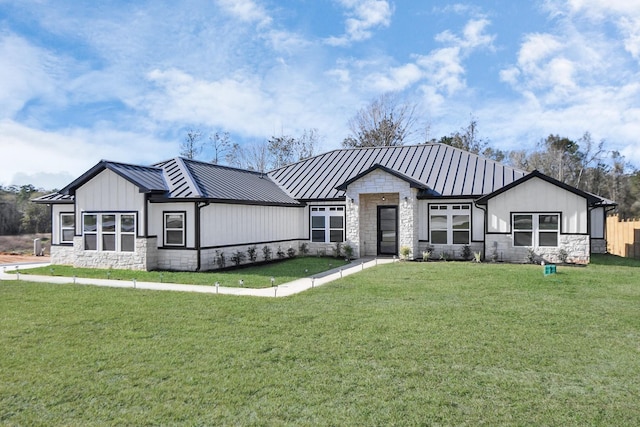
[2,255,640,425]
[12,256,350,288]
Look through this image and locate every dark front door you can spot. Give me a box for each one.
[377,206,398,255]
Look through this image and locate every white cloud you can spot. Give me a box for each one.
[215,0,272,27]
[0,119,175,189]
[0,32,65,118]
[325,0,393,46]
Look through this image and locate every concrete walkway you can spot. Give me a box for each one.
[0,257,397,297]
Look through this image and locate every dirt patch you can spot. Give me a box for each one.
[0,254,50,265]
[0,234,50,255]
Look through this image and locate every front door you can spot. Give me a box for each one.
[377,206,398,255]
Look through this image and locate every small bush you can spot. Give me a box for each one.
[400,246,412,260]
[439,252,450,262]
[215,250,226,268]
[262,245,272,261]
[276,246,286,259]
[558,249,568,263]
[287,247,296,258]
[230,250,246,266]
[473,251,482,263]
[343,243,354,260]
[461,245,472,260]
[299,242,309,256]
[247,245,258,262]
[491,242,499,263]
[422,250,432,262]
[333,242,342,258]
[527,248,537,264]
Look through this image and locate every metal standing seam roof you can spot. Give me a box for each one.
[153,158,301,205]
[268,143,528,200]
[59,160,169,195]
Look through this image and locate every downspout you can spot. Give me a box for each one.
[474,201,488,262]
[195,201,210,271]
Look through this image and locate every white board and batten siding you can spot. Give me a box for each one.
[148,202,196,247]
[200,203,304,247]
[51,204,74,245]
[486,177,588,234]
[74,169,147,234]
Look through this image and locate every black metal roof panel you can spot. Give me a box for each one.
[179,158,300,205]
[269,144,527,200]
[31,192,74,204]
[60,160,168,195]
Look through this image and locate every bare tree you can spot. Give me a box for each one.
[342,93,417,147]
[244,140,270,173]
[180,129,203,160]
[209,131,231,164]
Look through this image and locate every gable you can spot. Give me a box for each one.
[485,175,589,234]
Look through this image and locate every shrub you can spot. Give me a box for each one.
[333,242,342,258]
[343,243,354,260]
[262,245,272,261]
[439,252,449,262]
[299,242,309,256]
[473,251,482,263]
[287,247,296,258]
[399,245,412,260]
[230,250,246,266]
[491,242,499,263]
[461,245,472,260]
[247,245,258,262]
[215,250,226,268]
[276,246,286,259]
[527,248,537,264]
[558,249,568,263]
[422,250,432,262]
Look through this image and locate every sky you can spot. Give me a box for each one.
[1,0,640,190]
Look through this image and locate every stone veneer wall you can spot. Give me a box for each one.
[69,236,158,271]
[156,240,304,271]
[50,245,75,265]
[344,169,418,258]
[488,234,590,264]
[418,242,484,261]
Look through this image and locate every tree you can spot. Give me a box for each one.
[435,117,488,155]
[342,93,417,148]
[180,129,203,159]
[267,135,296,169]
[209,131,231,164]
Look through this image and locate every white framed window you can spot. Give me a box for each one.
[311,206,344,243]
[60,213,75,244]
[513,213,559,247]
[82,213,136,252]
[164,212,185,247]
[429,204,470,245]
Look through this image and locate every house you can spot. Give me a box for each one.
[34,144,614,270]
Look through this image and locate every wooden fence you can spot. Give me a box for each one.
[606,214,640,259]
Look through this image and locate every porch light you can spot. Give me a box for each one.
[382,196,386,201]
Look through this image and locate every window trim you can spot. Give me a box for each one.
[60,213,75,244]
[82,212,137,252]
[512,212,559,247]
[164,211,186,247]
[310,205,345,243]
[428,204,471,245]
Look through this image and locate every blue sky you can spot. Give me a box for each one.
[1,0,640,189]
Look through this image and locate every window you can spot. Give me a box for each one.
[60,213,75,244]
[164,212,185,246]
[311,206,344,243]
[429,204,470,245]
[82,213,136,252]
[513,213,559,247]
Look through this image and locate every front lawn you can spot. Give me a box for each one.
[12,256,350,288]
[1,256,639,425]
